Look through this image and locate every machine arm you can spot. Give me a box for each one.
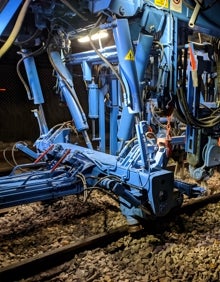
[0,0,219,226]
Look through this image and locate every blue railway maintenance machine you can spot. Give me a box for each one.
[0,0,220,226]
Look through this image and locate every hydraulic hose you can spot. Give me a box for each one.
[0,0,31,58]
[176,86,220,128]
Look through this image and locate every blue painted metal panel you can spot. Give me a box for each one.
[0,0,23,35]
[135,33,153,83]
[88,0,111,13]
[112,18,141,113]
[88,0,144,17]
[67,45,118,66]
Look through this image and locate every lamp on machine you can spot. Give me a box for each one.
[77,30,108,43]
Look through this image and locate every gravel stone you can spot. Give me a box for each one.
[0,174,220,281]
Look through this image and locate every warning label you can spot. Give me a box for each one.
[124,50,135,61]
[154,0,169,9]
[170,0,182,13]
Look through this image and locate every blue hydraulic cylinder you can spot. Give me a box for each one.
[99,86,106,152]
[82,60,92,81]
[22,52,45,104]
[0,0,23,35]
[58,78,89,132]
[88,81,99,119]
[135,121,148,168]
[112,18,141,114]
[49,51,89,132]
[22,50,48,135]
[109,78,119,155]
[117,106,134,141]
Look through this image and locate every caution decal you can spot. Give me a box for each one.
[154,0,169,8]
[124,50,135,61]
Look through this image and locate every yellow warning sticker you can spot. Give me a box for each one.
[154,0,169,8]
[124,50,135,61]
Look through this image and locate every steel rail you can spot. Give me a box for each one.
[0,192,220,281]
[0,225,129,281]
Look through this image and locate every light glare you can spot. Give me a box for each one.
[78,31,108,43]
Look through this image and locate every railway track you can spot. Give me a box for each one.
[0,225,129,282]
[0,192,220,282]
